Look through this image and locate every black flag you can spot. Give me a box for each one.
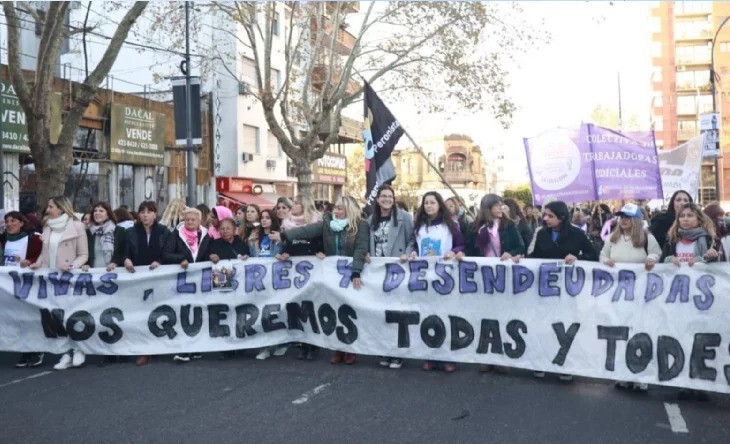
[363,82,404,210]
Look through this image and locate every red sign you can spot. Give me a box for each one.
[216,177,253,193]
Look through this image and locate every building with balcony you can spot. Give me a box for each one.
[651,1,730,203]
[391,134,487,211]
[210,2,362,209]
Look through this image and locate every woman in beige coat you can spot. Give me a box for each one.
[30,196,89,370]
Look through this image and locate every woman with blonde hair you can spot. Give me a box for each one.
[270,195,369,365]
[600,204,661,392]
[275,193,323,360]
[30,196,89,370]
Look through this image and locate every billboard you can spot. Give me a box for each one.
[109,103,165,166]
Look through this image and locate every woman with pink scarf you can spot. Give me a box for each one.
[162,207,212,364]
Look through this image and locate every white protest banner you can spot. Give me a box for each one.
[0,257,728,393]
[657,135,703,202]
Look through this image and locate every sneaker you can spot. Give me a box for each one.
[614,381,630,390]
[71,350,86,368]
[533,371,545,378]
[54,353,72,371]
[379,357,391,367]
[191,353,203,360]
[273,346,288,356]
[559,373,573,382]
[174,354,190,363]
[632,382,648,392]
[389,358,403,369]
[27,353,44,368]
[479,364,492,373]
[443,363,457,373]
[422,362,435,371]
[256,349,271,360]
[14,354,29,368]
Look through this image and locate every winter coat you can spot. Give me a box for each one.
[367,208,414,257]
[121,222,171,266]
[649,212,675,250]
[247,233,284,258]
[282,213,370,274]
[37,219,89,269]
[162,225,212,264]
[209,235,248,260]
[86,225,126,266]
[529,224,598,261]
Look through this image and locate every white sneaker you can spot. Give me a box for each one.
[72,350,85,367]
[273,346,288,356]
[54,353,72,371]
[389,358,403,369]
[633,382,648,392]
[559,373,573,382]
[256,349,271,360]
[379,357,391,367]
[533,371,545,378]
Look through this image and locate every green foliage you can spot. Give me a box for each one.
[589,104,642,130]
[503,184,533,206]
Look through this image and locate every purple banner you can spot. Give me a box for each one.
[525,124,662,204]
[587,124,662,200]
[524,126,595,205]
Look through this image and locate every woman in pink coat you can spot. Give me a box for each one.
[29,196,89,370]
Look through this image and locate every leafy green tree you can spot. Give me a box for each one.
[503,184,533,206]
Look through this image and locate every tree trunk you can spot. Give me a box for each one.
[294,155,313,198]
[35,163,69,210]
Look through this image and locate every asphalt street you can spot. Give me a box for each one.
[0,350,728,444]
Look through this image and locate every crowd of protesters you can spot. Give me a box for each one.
[0,188,722,401]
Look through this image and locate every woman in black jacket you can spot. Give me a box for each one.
[529,200,598,263]
[162,207,211,364]
[120,201,170,366]
[649,189,692,250]
[529,200,597,382]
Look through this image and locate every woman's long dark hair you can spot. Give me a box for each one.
[370,185,398,230]
[667,190,693,219]
[250,209,281,247]
[413,191,459,236]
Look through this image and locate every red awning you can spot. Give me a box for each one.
[219,192,275,210]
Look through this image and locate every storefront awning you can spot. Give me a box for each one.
[219,192,275,210]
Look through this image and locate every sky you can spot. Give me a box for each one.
[0,1,655,185]
[385,1,654,181]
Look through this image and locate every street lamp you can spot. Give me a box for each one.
[710,15,730,202]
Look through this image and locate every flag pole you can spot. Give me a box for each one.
[399,126,477,219]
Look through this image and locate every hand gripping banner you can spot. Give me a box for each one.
[0,257,728,393]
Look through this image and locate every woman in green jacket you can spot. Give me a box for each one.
[270,195,369,365]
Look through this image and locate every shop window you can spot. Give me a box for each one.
[119,164,134,210]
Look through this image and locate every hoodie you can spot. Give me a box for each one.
[208,205,234,240]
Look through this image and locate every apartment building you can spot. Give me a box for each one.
[651,1,730,203]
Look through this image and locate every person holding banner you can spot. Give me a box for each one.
[1,211,44,368]
[660,203,719,266]
[410,192,465,373]
[277,194,323,360]
[367,185,414,370]
[162,207,212,364]
[30,196,89,370]
[468,194,525,374]
[649,190,692,250]
[599,204,662,392]
[120,201,171,366]
[82,202,128,367]
[245,210,288,361]
[529,200,597,381]
[271,196,369,365]
[702,203,726,261]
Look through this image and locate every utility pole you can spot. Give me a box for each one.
[184,1,195,206]
[617,72,623,130]
[710,16,730,202]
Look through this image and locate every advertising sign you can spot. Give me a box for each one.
[110,103,165,166]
